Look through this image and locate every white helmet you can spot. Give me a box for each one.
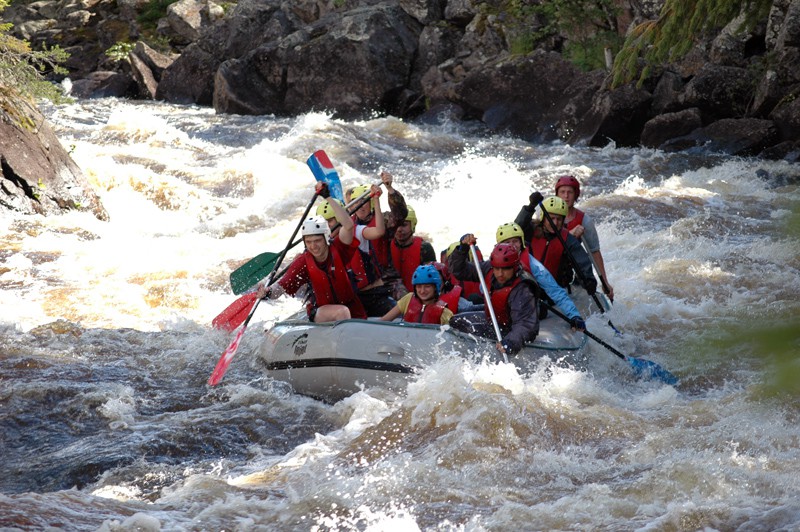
[301,215,331,240]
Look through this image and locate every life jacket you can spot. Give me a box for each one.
[439,285,462,314]
[458,247,484,298]
[391,236,423,291]
[403,295,447,324]
[349,228,383,290]
[529,228,569,281]
[484,270,523,330]
[357,214,391,269]
[304,247,366,318]
[565,209,585,232]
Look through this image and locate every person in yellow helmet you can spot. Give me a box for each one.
[515,193,596,295]
[317,188,395,316]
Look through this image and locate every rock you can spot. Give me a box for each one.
[661,118,779,155]
[769,90,800,141]
[0,102,107,220]
[444,0,477,26]
[679,64,756,120]
[650,70,685,114]
[568,82,653,147]
[213,42,286,115]
[640,107,703,148]
[411,23,462,91]
[160,0,205,44]
[69,71,137,99]
[281,4,422,117]
[454,51,600,142]
[399,0,442,24]
[132,41,175,81]
[128,53,158,99]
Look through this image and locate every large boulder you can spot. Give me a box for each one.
[679,64,756,120]
[640,107,703,148]
[567,83,653,147]
[454,51,601,142]
[213,3,422,116]
[0,102,107,220]
[661,118,779,155]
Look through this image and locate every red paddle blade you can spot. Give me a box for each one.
[212,292,258,332]
[208,325,247,386]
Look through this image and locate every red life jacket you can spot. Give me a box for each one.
[529,228,569,279]
[357,214,391,269]
[519,249,532,274]
[484,270,522,329]
[403,296,447,324]
[304,248,366,319]
[391,236,423,291]
[349,228,383,290]
[458,247,483,298]
[439,285,462,313]
[565,209,585,232]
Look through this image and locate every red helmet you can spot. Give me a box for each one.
[555,175,581,199]
[490,243,519,268]
[432,261,450,280]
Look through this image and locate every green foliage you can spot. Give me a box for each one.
[0,0,71,127]
[612,0,774,87]
[105,41,135,63]
[502,0,622,70]
[138,0,178,29]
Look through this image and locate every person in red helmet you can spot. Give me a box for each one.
[555,175,614,300]
[448,237,539,355]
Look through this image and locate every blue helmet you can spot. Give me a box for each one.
[411,264,442,293]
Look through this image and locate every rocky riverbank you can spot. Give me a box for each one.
[4,0,800,164]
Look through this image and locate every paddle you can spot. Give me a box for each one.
[307,149,344,202]
[544,303,678,385]
[230,252,280,295]
[535,195,622,335]
[208,191,320,386]
[580,235,613,310]
[470,244,509,364]
[212,291,259,332]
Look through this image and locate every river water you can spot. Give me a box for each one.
[1,99,799,531]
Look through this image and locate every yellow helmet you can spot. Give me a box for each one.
[445,241,459,258]
[496,222,525,248]
[541,196,568,217]
[350,184,373,212]
[405,205,417,232]
[316,198,343,220]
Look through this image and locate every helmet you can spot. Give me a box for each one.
[554,175,581,199]
[405,205,417,232]
[411,264,441,293]
[301,215,331,240]
[496,222,525,248]
[316,198,343,220]
[350,184,373,211]
[445,241,459,258]
[541,196,568,218]
[432,261,450,280]
[490,243,519,269]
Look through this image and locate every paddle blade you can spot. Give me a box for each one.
[627,356,679,385]
[212,292,258,332]
[208,325,248,386]
[230,252,279,295]
[307,150,344,202]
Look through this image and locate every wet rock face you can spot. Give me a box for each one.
[0,103,108,220]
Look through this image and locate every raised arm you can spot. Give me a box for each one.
[360,185,385,240]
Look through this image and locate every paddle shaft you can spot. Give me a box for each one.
[264,188,378,287]
[580,234,613,304]
[208,192,319,386]
[470,244,508,364]
[544,303,628,362]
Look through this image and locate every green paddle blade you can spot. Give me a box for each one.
[229,251,280,295]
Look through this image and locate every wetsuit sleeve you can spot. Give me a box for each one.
[386,189,408,239]
[502,284,539,355]
[514,204,536,243]
[528,253,581,320]
[581,213,600,253]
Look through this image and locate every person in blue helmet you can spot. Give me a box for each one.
[380,264,453,325]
